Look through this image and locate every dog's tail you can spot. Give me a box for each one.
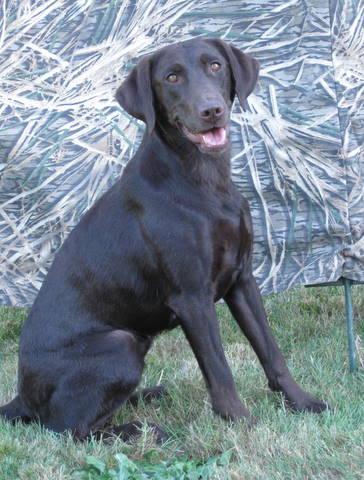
[0,395,34,423]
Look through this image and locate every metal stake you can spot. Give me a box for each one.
[343,278,356,372]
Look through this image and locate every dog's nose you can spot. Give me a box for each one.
[199,105,225,122]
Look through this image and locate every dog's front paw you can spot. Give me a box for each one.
[269,376,328,414]
[285,392,328,414]
[212,397,255,424]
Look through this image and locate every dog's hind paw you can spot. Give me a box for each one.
[102,421,169,445]
[127,385,169,407]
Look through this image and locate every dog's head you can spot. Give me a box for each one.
[116,38,259,154]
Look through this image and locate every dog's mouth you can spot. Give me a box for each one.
[181,125,229,152]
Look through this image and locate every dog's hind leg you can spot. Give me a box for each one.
[97,386,170,444]
[0,395,34,423]
[37,329,149,440]
[126,385,168,407]
[31,328,167,443]
[100,420,169,444]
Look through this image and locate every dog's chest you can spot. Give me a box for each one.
[165,190,249,299]
[209,214,245,298]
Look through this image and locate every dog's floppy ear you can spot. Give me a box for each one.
[115,55,155,135]
[213,39,259,110]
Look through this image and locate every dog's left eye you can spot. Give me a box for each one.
[166,73,178,83]
[210,62,221,71]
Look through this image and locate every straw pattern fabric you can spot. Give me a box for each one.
[1,0,363,306]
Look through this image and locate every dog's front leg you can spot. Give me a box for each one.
[224,273,328,413]
[167,295,252,421]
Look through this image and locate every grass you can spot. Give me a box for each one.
[0,286,363,479]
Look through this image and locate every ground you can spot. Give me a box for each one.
[0,286,363,479]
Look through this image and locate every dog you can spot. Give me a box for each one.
[0,38,327,442]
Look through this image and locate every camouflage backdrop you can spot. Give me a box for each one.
[0,0,363,306]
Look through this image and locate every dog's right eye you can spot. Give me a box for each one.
[210,62,221,71]
[166,73,178,83]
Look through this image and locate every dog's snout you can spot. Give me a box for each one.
[199,104,225,123]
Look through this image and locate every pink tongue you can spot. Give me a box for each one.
[201,127,226,147]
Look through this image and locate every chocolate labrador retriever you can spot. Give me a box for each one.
[0,38,327,442]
